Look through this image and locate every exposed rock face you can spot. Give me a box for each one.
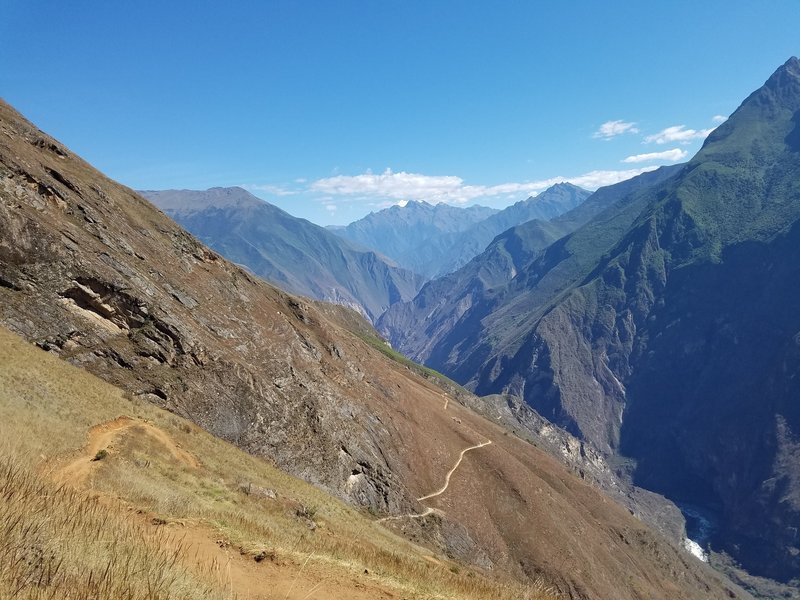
[384,57,800,583]
[0,161,409,516]
[0,99,753,599]
[140,187,424,323]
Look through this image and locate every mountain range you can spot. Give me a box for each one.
[328,200,496,278]
[330,184,589,278]
[0,95,750,599]
[378,166,681,364]
[141,187,424,322]
[381,56,800,585]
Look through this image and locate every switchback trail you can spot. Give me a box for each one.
[417,439,492,502]
[376,507,438,524]
[378,396,492,523]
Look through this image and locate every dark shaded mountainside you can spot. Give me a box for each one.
[384,57,800,585]
[140,187,424,323]
[0,99,751,599]
[331,185,588,279]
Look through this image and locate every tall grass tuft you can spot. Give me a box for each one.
[0,453,227,600]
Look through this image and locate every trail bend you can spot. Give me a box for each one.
[377,391,493,524]
[54,416,199,486]
[417,439,492,502]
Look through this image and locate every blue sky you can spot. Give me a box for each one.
[2,2,798,225]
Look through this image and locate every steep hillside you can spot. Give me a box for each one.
[392,58,800,584]
[141,187,424,322]
[379,165,681,364]
[0,324,556,600]
[0,98,750,599]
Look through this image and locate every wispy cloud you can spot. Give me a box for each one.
[593,120,640,140]
[622,148,688,164]
[309,167,658,205]
[552,168,659,190]
[241,183,297,196]
[644,125,715,145]
[712,115,728,124]
[311,169,466,202]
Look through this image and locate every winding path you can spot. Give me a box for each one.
[416,439,492,502]
[377,396,492,524]
[55,416,199,485]
[376,507,438,524]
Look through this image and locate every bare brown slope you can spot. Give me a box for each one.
[0,99,747,599]
[1,324,545,600]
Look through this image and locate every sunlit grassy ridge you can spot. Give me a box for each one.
[0,326,557,600]
[354,330,459,385]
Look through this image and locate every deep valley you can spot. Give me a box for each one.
[1,19,799,598]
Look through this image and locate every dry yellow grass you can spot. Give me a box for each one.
[0,456,227,600]
[0,325,558,600]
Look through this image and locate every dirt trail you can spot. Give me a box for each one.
[379,397,492,523]
[376,506,439,523]
[49,417,400,599]
[54,416,199,485]
[417,439,492,502]
[170,521,399,600]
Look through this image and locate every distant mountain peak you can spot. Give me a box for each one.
[547,182,578,191]
[141,188,423,321]
[396,198,425,207]
[529,181,586,199]
[141,186,265,212]
[763,55,800,95]
[781,55,800,72]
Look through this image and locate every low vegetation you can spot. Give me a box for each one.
[0,455,225,600]
[355,329,459,386]
[0,326,557,599]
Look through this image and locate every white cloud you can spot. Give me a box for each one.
[241,183,296,196]
[553,168,659,190]
[309,167,658,205]
[324,204,337,212]
[311,169,466,203]
[593,120,640,139]
[644,125,715,145]
[712,115,727,124]
[622,148,688,164]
